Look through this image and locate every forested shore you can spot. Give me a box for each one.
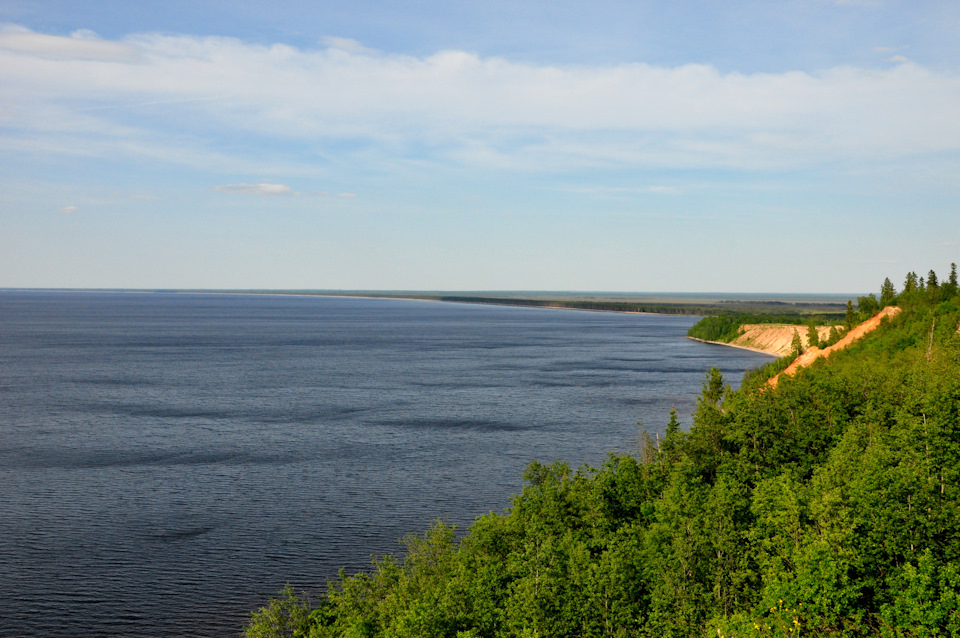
[247,267,960,638]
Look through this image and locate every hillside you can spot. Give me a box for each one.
[246,270,960,638]
[727,323,837,356]
[768,305,901,387]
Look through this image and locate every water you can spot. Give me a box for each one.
[0,291,772,637]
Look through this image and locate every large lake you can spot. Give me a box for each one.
[0,291,772,637]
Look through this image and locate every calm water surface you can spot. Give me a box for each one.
[0,292,772,637]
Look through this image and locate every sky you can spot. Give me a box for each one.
[2,1,959,293]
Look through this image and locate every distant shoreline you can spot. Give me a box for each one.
[0,288,851,320]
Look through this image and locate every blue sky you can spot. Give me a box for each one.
[2,1,959,292]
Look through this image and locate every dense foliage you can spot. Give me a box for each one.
[247,268,960,638]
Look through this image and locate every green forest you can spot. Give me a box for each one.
[246,267,960,638]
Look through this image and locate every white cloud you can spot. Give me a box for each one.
[321,36,378,56]
[0,24,141,62]
[2,25,960,173]
[214,183,292,195]
[888,55,910,64]
[60,205,77,213]
[336,192,357,198]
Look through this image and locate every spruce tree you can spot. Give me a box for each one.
[791,329,803,357]
[904,271,918,294]
[666,407,681,437]
[945,263,959,298]
[879,277,897,308]
[806,321,820,348]
[828,325,841,345]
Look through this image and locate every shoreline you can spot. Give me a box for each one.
[2,288,708,317]
[686,336,780,357]
[1,290,841,345]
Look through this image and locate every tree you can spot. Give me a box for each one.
[827,325,842,346]
[944,263,959,299]
[666,407,681,438]
[845,300,856,329]
[927,270,939,289]
[857,293,879,318]
[806,321,820,349]
[880,277,897,308]
[701,367,726,406]
[244,585,312,638]
[904,272,919,294]
[791,329,804,357]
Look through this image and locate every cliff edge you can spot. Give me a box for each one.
[768,306,901,387]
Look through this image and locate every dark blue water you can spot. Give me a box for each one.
[0,291,772,637]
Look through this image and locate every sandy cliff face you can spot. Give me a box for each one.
[732,324,838,357]
[767,306,901,387]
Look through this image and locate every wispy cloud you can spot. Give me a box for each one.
[2,25,960,174]
[60,205,77,213]
[336,192,358,198]
[321,36,379,56]
[0,25,142,62]
[214,183,292,195]
[563,185,680,196]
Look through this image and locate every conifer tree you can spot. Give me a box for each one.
[945,263,959,298]
[904,271,918,294]
[828,325,841,345]
[845,300,856,329]
[806,321,820,348]
[791,329,803,357]
[880,277,897,308]
[666,407,681,437]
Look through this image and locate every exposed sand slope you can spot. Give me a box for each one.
[732,324,838,358]
[768,306,902,388]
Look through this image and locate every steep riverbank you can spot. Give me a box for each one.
[688,323,838,357]
[768,305,901,386]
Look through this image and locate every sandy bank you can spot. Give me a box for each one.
[686,337,778,356]
[768,306,901,387]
